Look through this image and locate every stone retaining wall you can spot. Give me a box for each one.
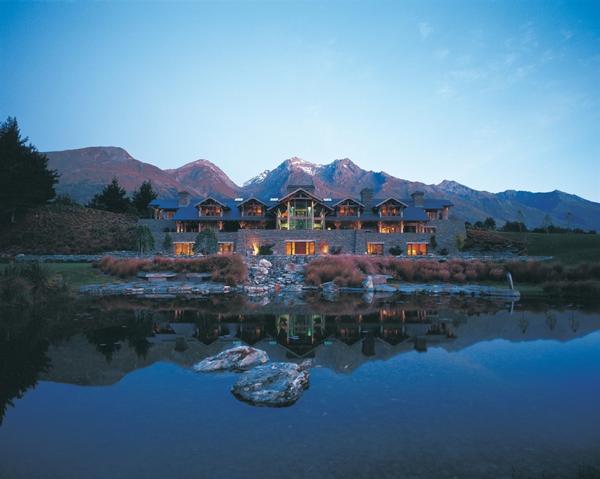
[141,219,466,256]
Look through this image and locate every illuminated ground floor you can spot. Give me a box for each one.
[143,218,465,257]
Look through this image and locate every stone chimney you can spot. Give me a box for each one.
[178,191,190,207]
[360,188,373,205]
[411,191,424,207]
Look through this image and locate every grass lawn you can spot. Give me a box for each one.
[495,232,600,264]
[45,263,120,289]
[0,262,120,291]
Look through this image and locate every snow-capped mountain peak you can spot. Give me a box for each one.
[243,169,270,187]
[285,157,320,175]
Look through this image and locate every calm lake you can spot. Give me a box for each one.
[1,294,600,479]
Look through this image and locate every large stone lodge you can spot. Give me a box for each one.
[148,185,464,256]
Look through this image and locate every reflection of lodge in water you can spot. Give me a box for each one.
[151,305,456,358]
[32,303,600,387]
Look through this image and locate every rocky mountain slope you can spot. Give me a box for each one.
[45,147,600,231]
[46,147,241,201]
[165,159,241,198]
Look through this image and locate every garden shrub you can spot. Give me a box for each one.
[98,254,247,285]
[305,256,600,287]
[258,243,274,255]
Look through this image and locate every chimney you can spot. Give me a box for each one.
[360,188,373,205]
[411,191,424,207]
[178,191,190,207]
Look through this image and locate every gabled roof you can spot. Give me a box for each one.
[267,188,333,211]
[194,197,229,209]
[374,197,409,208]
[331,197,365,208]
[236,197,269,207]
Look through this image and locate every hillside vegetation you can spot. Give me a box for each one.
[0,205,137,254]
[496,232,600,264]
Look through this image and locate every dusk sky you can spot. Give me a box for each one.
[1,1,599,201]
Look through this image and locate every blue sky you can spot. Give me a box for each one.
[1,0,599,200]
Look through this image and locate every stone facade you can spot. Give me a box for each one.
[141,218,466,256]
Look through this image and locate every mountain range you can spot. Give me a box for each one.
[45,147,600,231]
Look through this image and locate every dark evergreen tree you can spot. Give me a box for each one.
[501,221,528,233]
[193,229,218,255]
[0,117,58,223]
[87,177,131,213]
[162,232,173,252]
[134,225,155,253]
[429,234,438,250]
[132,181,157,217]
[483,217,496,230]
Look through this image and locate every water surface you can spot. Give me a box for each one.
[1,295,600,479]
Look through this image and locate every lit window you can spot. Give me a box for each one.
[174,242,194,256]
[285,241,316,255]
[218,242,234,254]
[367,242,384,255]
[407,243,427,256]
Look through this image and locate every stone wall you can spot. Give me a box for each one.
[140,218,466,256]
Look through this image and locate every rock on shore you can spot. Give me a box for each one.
[193,346,269,372]
[231,360,311,407]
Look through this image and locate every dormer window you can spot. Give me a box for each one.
[375,198,407,217]
[240,199,265,217]
[246,205,263,216]
[338,205,357,216]
[334,198,364,217]
[196,198,226,217]
[380,205,401,216]
[201,205,222,216]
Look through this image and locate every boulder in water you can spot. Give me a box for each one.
[193,346,269,372]
[231,361,311,407]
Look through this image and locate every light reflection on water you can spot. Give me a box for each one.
[1,295,600,479]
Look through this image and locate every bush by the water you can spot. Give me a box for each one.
[1,262,69,308]
[98,254,247,286]
[304,255,600,287]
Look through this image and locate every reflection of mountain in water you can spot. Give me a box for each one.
[37,300,600,385]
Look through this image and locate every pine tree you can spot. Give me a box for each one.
[193,229,218,255]
[483,217,496,230]
[134,225,155,254]
[0,117,58,223]
[162,232,173,252]
[87,177,131,213]
[132,181,157,217]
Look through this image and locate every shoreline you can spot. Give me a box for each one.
[78,278,521,301]
[6,253,598,301]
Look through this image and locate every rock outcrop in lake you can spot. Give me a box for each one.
[231,360,311,407]
[193,346,269,372]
